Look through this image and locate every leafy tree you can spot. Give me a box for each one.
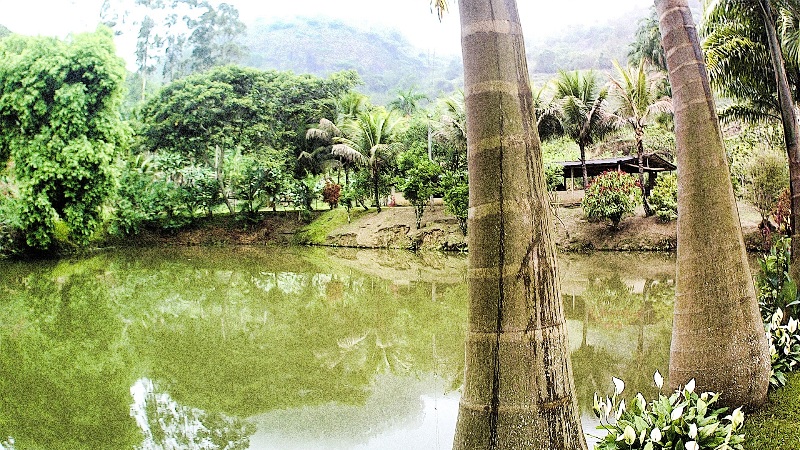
[186,2,247,73]
[321,181,341,209]
[0,28,128,250]
[431,90,467,174]
[608,59,672,216]
[747,150,790,228]
[441,170,468,236]
[388,87,428,116]
[657,0,770,410]
[553,69,613,186]
[101,0,247,84]
[702,0,800,279]
[648,172,678,222]
[332,108,404,212]
[581,170,640,229]
[628,6,667,72]
[397,148,442,229]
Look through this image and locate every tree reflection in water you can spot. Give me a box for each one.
[0,247,676,449]
[130,378,254,449]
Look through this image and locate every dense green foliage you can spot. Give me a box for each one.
[397,148,442,229]
[0,28,128,249]
[595,375,745,450]
[746,151,789,224]
[649,173,678,222]
[582,170,640,228]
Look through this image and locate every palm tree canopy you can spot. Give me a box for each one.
[608,60,672,131]
[701,0,800,123]
[553,70,614,146]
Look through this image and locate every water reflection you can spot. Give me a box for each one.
[0,247,674,449]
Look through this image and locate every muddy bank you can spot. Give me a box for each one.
[116,202,766,253]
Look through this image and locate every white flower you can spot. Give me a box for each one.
[670,404,685,421]
[730,406,745,428]
[688,423,698,439]
[603,396,613,419]
[622,425,636,445]
[613,377,625,395]
[650,427,662,442]
[636,392,647,411]
[788,317,798,334]
[685,379,696,394]
[654,370,664,389]
[686,441,699,450]
[639,429,647,445]
[773,309,784,328]
[615,399,626,420]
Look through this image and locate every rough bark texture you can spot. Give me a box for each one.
[452,1,587,449]
[758,0,800,282]
[656,0,770,410]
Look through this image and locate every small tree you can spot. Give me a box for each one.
[322,181,341,209]
[397,148,441,229]
[582,170,640,228]
[747,151,789,229]
[442,171,468,235]
[649,172,678,222]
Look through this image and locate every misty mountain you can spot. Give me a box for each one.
[242,17,463,105]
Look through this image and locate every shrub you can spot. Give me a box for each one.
[746,151,789,226]
[582,170,640,228]
[443,176,468,236]
[649,173,678,222]
[765,309,800,388]
[322,181,341,209]
[594,373,745,450]
[755,237,800,320]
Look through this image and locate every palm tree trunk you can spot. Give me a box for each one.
[636,131,653,216]
[372,163,381,213]
[452,1,586,448]
[579,142,588,189]
[656,0,769,410]
[758,0,800,282]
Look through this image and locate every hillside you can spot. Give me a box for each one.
[240,2,702,103]
[242,17,463,104]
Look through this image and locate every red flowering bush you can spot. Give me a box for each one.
[582,170,640,228]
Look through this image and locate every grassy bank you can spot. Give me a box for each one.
[743,372,800,449]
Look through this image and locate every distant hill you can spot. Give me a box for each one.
[242,17,463,105]
[239,3,705,105]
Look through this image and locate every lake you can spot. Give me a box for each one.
[0,246,677,449]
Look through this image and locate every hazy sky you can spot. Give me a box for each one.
[1,0,653,64]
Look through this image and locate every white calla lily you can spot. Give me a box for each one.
[650,427,662,442]
[654,370,664,389]
[612,377,625,395]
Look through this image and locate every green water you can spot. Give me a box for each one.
[0,246,676,449]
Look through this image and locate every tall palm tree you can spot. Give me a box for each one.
[432,90,467,173]
[388,87,428,116]
[553,70,613,187]
[608,60,672,216]
[702,0,800,279]
[305,92,369,184]
[451,0,587,448]
[332,108,403,212]
[656,0,770,410]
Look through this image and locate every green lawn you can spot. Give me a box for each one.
[743,372,800,450]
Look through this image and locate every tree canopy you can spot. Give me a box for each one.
[0,27,128,249]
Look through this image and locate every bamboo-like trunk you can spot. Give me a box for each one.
[452,1,586,448]
[656,0,769,410]
[636,131,653,216]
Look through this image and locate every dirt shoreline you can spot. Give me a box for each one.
[116,201,767,253]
